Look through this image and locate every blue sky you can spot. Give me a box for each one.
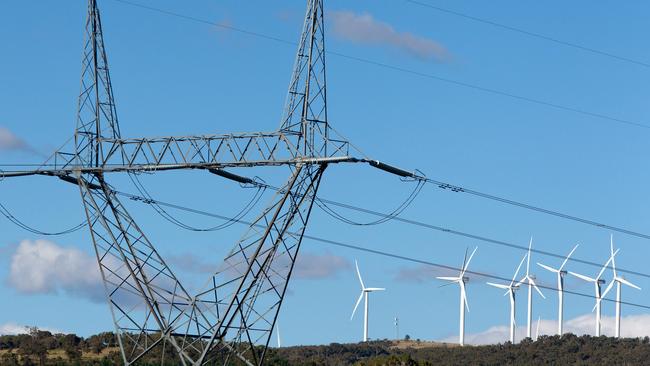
[2,0,650,346]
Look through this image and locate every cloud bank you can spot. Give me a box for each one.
[7,240,104,302]
[0,323,61,336]
[330,11,450,62]
[293,252,351,279]
[440,313,650,345]
[396,263,492,283]
[0,127,41,156]
[168,250,350,280]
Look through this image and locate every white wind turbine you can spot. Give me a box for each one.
[517,238,546,339]
[568,248,618,336]
[537,244,579,335]
[351,260,385,342]
[603,235,641,338]
[486,252,527,343]
[437,246,477,346]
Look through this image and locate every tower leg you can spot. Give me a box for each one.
[173,164,326,365]
[77,173,196,365]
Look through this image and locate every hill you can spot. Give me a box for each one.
[2,329,650,365]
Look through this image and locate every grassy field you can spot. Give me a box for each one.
[0,346,120,362]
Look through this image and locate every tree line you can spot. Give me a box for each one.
[2,328,650,365]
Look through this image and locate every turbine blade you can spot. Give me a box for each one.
[618,277,641,290]
[597,249,618,280]
[591,297,601,313]
[559,244,579,271]
[511,253,528,285]
[537,263,559,273]
[462,246,478,274]
[486,282,510,290]
[437,276,460,282]
[461,248,469,276]
[610,235,617,278]
[355,260,365,290]
[350,291,364,320]
[366,287,386,291]
[515,276,527,288]
[530,278,546,299]
[526,237,533,276]
[569,271,595,283]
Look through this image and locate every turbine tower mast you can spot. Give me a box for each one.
[351,260,386,342]
[437,247,477,346]
[603,235,641,338]
[569,247,618,337]
[517,238,545,339]
[487,252,527,343]
[537,244,579,335]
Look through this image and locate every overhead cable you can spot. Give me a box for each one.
[108,0,650,131]
[404,0,650,69]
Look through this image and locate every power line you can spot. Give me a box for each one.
[420,176,650,241]
[3,162,649,279]
[312,235,650,311]
[197,164,650,278]
[108,0,650,131]
[1,184,647,308]
[110,186,650,281]
[316,194,650,280]
[0,202,87,236]
[404,0,650,69]
[112,189,650,311]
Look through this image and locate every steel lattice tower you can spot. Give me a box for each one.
[3,0,360,364]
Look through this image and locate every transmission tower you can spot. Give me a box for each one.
[0,0,368,364]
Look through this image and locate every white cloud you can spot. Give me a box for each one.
[330,11,450,62]
[0,323,61,335]
[0,126,44,157]
[0,127,26,151]
[7,240,104,302]
[440,313,650,345]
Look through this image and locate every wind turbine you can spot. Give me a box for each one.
[486,252,527,343]
[568,248,618,336]
[537,244,579,335]
[535,316,541,341]
[517,238,546,339]
[276,324,281,348]
[437,246,477,346]
[603,235,641,338]
[351,260,385,342]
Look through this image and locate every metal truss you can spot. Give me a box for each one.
[2,0,358,365]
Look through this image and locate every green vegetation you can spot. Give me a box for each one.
[2,328,650,365]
